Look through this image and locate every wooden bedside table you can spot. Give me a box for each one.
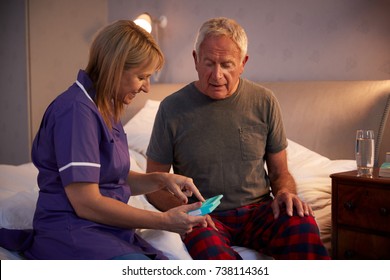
[330,169,390,259]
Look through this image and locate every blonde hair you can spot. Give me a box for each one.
[194,17,248,62]
[86,20,164,129]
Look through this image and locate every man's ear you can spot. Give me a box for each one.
[242,55,249,67]
[192,50,198,63]
[239,55,249,75]
[192,50,199,70]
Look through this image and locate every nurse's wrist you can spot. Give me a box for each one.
[148,172,169,191]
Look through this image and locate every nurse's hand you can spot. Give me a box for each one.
[161,173,205,204]
[162,202,207,235]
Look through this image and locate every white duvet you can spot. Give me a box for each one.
[0,99,356,260]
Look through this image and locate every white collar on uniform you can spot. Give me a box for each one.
[75,80,95,104]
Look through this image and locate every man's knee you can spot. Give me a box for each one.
[184,227,240,260]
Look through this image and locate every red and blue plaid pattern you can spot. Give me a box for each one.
[184,198,330,260]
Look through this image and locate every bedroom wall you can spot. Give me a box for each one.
[28,0,108,155]
[109,0,390,83]
[0,0,108,165]
[0,0,30,165]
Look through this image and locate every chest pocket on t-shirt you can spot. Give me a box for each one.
[238,124,267,161]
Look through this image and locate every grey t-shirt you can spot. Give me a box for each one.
[147,78,287,211]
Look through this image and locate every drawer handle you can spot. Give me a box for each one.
[380,207,388,216]
[343,201,355,211]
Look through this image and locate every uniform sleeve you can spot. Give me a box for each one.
[55,102,101,187]
[146,103,174,164]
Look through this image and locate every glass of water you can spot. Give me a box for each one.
[355,129,375,177]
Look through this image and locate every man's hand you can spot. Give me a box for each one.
[271,190,314,219]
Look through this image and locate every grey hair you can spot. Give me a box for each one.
[194,17,248,62]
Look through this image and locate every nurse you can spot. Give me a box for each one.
[25,20,209,260]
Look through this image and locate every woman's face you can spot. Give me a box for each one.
[118,62,156,105]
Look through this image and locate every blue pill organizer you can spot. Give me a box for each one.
[188,194,223,216]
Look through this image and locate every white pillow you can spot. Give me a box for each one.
[0,163,38,229]
[123,100,161,155]
[286,139,355,209]
[0,191,37,229]
[129,149,147,173]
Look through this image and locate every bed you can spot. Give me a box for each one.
[1,80,389,260]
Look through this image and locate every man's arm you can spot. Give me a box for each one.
[266,149,296,196]
[145,159,184,212]
[266,149,313,218]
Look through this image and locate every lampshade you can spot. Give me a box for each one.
[134,13,152,33]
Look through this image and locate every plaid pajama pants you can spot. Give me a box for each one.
[184,197,330,260]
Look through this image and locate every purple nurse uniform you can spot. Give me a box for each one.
[25,70,167,259]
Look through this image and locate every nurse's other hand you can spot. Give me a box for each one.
[162,202,206,235]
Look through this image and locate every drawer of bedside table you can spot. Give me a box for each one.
[337,184,390,233]
[336,228,390,259]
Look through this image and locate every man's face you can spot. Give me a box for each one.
[193,35,248,100]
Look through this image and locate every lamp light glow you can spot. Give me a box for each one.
[134,13,152,33]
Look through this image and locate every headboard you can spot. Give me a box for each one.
[122,80,390,166]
